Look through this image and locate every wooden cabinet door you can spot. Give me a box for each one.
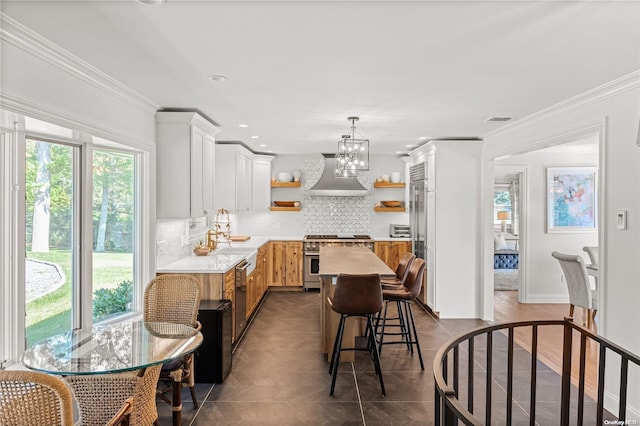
[268,241,286,286]
[285,241,303,286]
[246,272,256,318]
[224,269,235,342]
[374,241,411,272]
[257,244,268,296]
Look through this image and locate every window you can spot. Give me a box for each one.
[494,189,512,227]
[25,139,79,345]
[1,114,144,357]
[92,149,136,322]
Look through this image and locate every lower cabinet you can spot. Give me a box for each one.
[223,270,235,342]
[268,241,303,287]
[374,240,412,272]
[247,243,269,318]
[157,269,237,343]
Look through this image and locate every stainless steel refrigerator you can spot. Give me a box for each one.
[409,162,428,304]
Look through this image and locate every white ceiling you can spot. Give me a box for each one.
[3,1,639,155]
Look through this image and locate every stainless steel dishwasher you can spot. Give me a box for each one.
[234,259,249,346]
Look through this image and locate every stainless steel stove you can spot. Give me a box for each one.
[303,234,374,290]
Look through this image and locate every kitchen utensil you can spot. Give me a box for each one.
[277,172,293,182]
[381,200,402,207]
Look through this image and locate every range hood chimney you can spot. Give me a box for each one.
[307,154,369,197]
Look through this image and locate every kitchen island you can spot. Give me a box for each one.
[319,246,395,362]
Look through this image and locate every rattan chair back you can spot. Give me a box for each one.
[0,370,74,426]
[65,364,161,426]
[144,274,201,327]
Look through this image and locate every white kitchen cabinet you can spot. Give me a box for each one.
[252,155,273,211]
[156,111,219,218]
[215,144,273,213]
[236,150,252,212]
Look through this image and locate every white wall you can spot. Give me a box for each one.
[1,15,156,148]
[496,150,598,302]
[483,71,640,417]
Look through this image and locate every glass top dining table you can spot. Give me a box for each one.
[22,321,203,376]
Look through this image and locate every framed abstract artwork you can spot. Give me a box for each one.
[546,166,597,233]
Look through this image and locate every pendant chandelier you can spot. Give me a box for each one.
[335,116,370,178]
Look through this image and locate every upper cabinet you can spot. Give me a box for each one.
[156,111,219,218]
[252,155,273,211]
[215,144,273,213]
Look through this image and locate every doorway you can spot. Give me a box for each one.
[491,135,600,323]
[493,168,524,299]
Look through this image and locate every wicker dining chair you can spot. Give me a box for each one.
[0,370,135,426]
[144,274,202,408]
[65,365,160,426]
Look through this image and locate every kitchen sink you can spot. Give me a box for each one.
[216,247,257,274]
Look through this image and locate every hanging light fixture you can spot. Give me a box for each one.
[335,116,369,178]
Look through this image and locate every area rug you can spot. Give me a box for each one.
[494,268,518,291]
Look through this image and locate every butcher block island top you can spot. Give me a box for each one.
[318,246,396,278]
[319,246,395,362]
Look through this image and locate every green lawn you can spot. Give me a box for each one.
[26,250,133,346]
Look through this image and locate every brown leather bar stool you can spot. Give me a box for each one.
[327,273,385,397]
[380,252,415,289]
[375,258,426,370]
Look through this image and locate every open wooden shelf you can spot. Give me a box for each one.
[271,181,301,188]
[374,206,406,212]
[270,206,301,211]
[374,182,405,188]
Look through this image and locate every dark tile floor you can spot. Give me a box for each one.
[156,291,609,425]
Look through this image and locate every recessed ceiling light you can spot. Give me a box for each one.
[266,150,274,153]
[136,0,165,5]
[396,151,404,154]
[238,124,249,128]
[207,75,228,82]
[485,116,512,123]
[250,135,260,139]
[418,136,429,140]
[259,144,267,148]
[405,144,414,148]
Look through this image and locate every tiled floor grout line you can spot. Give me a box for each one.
[351,362,366,426]
[187,384,215,426]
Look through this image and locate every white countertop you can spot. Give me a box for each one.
[157,253,246,273]
[156,235,412,274]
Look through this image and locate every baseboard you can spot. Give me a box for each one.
[605,389,640,420]
[524,293,570,304]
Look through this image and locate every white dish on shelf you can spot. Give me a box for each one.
[277,172,293,182]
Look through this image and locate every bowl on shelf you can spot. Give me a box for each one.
[273,201,296,207]
[381,200,402,208]
[277,172,293,182]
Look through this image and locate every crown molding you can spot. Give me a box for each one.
[482,70,640,139]
[0,13,161,114]
[0,94,155,151]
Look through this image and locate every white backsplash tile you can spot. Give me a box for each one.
[302,157,372,234]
